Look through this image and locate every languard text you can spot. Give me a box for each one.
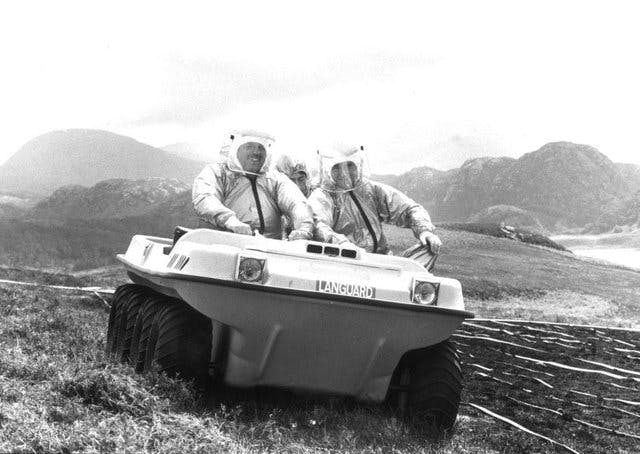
[316,280,376,298]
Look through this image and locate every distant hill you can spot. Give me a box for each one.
[379,142,631,232]
[0,204,27,220]
[440,157,516,220]
[369,173,400,187]
[0,192,40,220]
[586,190,640,233]
[616,162,640,193]
[161,142,213,163]
[29,178,190,221]
[0,129,206,195]
[492,142,628,229]
[468,205,546,233]
[373,166,454,217]
[0,189,199,270]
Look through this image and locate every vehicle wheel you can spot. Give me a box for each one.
[406,339,462,432]
[106,284,141,357]
[116,288,148,363]
[145,298,212,385]
[131,292,166,373]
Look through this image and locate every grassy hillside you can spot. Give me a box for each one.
[1,274,638,453]
[0,197,199,271]
[2,225,640,452]
[0,282,485,453]
[385,225,640,328]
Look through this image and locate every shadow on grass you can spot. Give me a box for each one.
[201,382,457,449]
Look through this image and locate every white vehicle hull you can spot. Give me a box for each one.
[118,229,472,401]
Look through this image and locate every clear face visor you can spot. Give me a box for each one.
[226,135,275,175]
[320,152,365,191]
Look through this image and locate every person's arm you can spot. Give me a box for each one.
[308,189,350,244]
[192,165,248,232]
[373,181,441,252]
[274,175,314,240]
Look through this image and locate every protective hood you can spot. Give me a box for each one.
[276,154,312,197]
[276,154,309,178]
[225,129,276,175]
[318,145,367,192]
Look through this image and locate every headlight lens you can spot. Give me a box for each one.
[413,281,438,305]
[237,257,265,282]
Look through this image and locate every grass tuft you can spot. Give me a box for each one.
[57,366,157,416]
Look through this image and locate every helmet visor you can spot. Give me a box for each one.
[331,161,360,190]
[319,148,365,191]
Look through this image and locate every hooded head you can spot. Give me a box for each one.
[276,154,311,196]
[318,144,367,192]
[226,129,276,175]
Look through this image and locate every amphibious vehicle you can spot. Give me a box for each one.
[107,227,473,429]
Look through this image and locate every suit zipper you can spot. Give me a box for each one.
[248,176,265,234]
[348,191,378,253]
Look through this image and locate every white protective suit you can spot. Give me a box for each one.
[192,131,314,240]
[308,146,436,254]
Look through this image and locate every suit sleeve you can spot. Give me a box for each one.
[192,165,236,228]
[372,181,435,239]
[308,188,349,244]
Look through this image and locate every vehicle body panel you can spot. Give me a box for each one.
[119,229,472,401]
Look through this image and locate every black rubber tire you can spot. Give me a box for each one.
[106,284,140,356]
[132,292,166,373]
[146,298,212,385]
[406,339,463,431]
[116,289,148,363]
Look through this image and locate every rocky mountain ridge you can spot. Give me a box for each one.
[29,178,190,221]
[375,141,636,232]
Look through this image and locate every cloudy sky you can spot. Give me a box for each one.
[1,1,639,174]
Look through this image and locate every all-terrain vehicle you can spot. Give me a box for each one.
[107,227,473,430]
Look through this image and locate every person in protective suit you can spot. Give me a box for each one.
[275,154,313,197]
[308,145,442,254]
[275,154,316,238]
[192,130,314,240]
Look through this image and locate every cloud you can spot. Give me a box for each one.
[125,52,437,127]
[2,0,640,172]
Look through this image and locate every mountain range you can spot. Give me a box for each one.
[373,142,639,233]
[1,130,639,239]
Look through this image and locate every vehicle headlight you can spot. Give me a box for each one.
[237,257,266,283]
[412,280,438,305]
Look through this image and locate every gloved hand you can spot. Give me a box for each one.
[288,229,310,241]
[329,233,350,245]
[419,231,442,255]
[224,216,253,236]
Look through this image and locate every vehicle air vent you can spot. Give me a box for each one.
[168,254,190,270]
[324,246,339,257]
[341,249,357,259]
[306,243,358,259]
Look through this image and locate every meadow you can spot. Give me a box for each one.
[1,226,639,453]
